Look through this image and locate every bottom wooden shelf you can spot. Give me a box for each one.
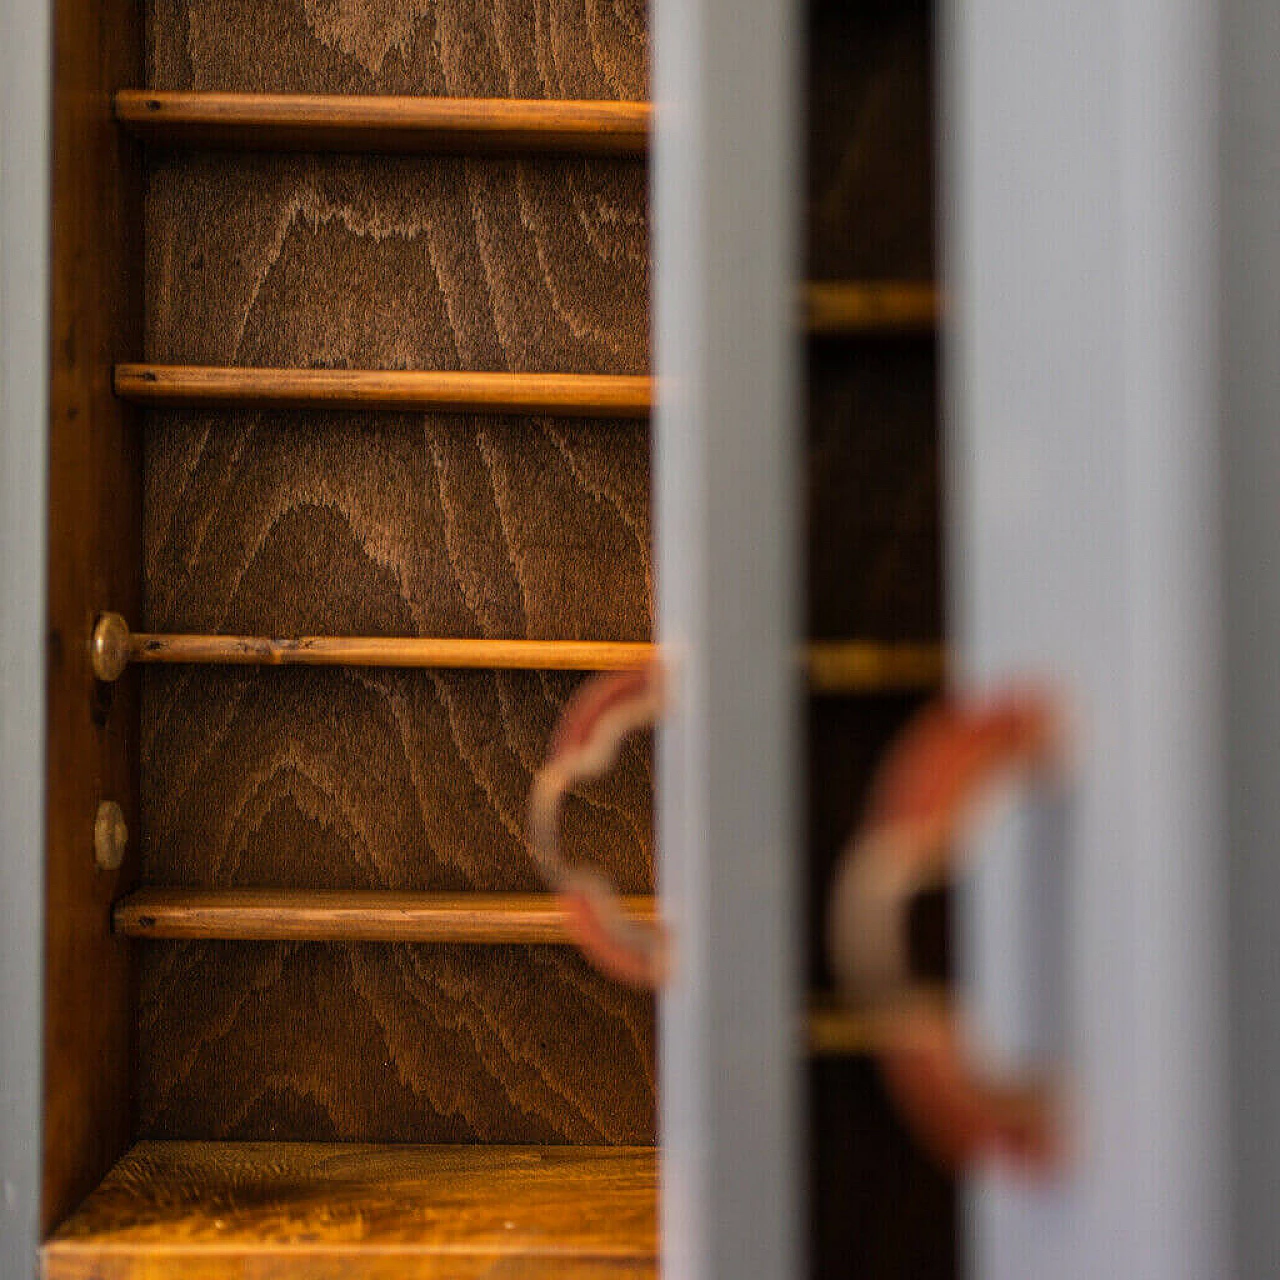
[43,1142,658,1280]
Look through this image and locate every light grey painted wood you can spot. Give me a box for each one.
[650,0,803,1276]
[940,0,1228,1275]
[1221,3,1280,1273]
[0,0,51,1273]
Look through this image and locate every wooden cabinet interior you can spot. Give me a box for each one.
[40,0,951,1275]
[804,1,955,1276]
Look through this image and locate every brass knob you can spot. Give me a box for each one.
[94,801,128,872]
[91,612,131,682]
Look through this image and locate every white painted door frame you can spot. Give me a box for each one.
[651,0,804,1277]
[941,0,1229,1275]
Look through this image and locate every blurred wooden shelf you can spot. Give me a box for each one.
[803,281,938,336]
[113,889,893,1057]
[114,365,653,418]
[114,889,659,945]
[92,616,943,692]
[116,90,651,156]
[42,1141,659,1280]
[806,640,944,693]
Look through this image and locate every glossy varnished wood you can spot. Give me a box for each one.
[115,888,658,943]
[117,91,651,154]
[42,1141,658,1279]
[44,0,144,1236]
[117,366,653,417]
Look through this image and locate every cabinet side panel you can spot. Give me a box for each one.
[43,0,144,1234]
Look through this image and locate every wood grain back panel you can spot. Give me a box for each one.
[144,154,648,373]
[135,943,654,1142]
[143,413,650,638]
[137,0,655,1145]
[141,669,651,893]
[146,0,648,99]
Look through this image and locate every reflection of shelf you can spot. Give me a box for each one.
[44,1141,659,1280]
[116,90,651,155]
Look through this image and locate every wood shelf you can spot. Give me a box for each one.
[113,889,889,1056]
[114,889,659,944]
[116,90,651,156]
[114,365,653,417]
[807,1002,897,1057]
[93,616,943,693]
[42,1141,658,1280]
[803,281,938,336]
[806,640,944,693]
[125,632,655,674]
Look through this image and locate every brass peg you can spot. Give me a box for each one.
[91,612,131,682]
[94,801,128,872]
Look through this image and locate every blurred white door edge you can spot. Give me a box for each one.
[940,0,1231,1276]
[651,0,804,1277]
[1221,0,1280,1275]
[0,0,52,1277]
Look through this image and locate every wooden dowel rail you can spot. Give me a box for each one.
[806,640,945,693]
[111,887,904,1056]
[806,994,949,1056]
[113,887,896,1055]
[802,281,939,336]
[90,615,653,680]
[114,365,653,417]
[116,90,652,156]
[114,888,658,944]
[92,615,944,692]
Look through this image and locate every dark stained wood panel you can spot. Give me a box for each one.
[144,153,648,374]
[809,1059,955,1280]
[147,0,648,100]
[140,669,651,894]
[803,2,953,1274]
[806,342,941,643]
[43,1141,658,1280]
[44,0,144,1235]
[142,414,651,640]
[134,944,655,1142]
[807,0,934,281]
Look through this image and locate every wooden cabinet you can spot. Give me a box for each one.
[4,0,1232,1276]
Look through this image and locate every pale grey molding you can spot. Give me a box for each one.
[1221,1,1280,1273]
[941,0,1228,1276]
[651,0,803,1276]
[0,0,52,1273]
